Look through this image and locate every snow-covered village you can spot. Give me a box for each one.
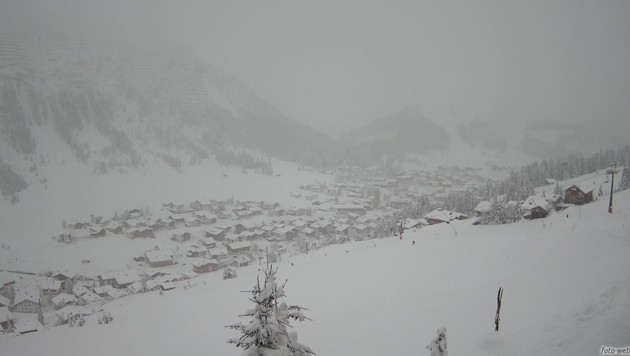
[2,2,630,356]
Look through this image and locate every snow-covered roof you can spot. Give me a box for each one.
[402,219,424,229]
[145,249,174,264]
[80,291,102,304]
[208,246,228,256]
[236,221,257,229]
[37,276,61,291]
[93,284,115,295]
[13,314,39,333]
[13,285,39,305]
[72,283,90,297]
[192,258,220,268]
[51,293,76,307]
[424,209,466,222]
[53,305,93,322]
[569,181,598,194]
[99,270,141,285]
[228,241,251,250]
[206,227,225,236]
[522,195,553,211]
[201,237,217,246]
[474,201,492,213]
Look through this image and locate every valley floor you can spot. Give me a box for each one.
[2,190,630,355]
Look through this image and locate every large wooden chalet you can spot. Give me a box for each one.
[564,184,594,205]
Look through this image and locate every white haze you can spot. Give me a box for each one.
[1,0,629,143]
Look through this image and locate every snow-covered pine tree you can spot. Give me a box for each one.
[482,197,506,225]
[227,263,314,356]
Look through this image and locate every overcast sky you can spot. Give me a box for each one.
[1,0,629,136]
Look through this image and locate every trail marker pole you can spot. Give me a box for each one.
[495,287,503,332]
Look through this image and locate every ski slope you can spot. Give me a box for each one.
[2,189,630,355]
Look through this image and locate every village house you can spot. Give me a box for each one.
[564,184,594,205]
[128,228,155,239]
[172,232,192,243]
[349,224,369,238]
[146,276,175,292]
[0,306,13,330]
[522,195,553,219]
[402,218,427,230]
[227,241,252,254]
[334,223,351,235]
[184,217,201,227]
[11,286,40,313]
[193,212,217,224]
[190,200,213,211]
[302,227,316,237]
[234,222,257,234]
[37,277,62,298]
[67,221,89,230]
[186,245,210,258]
[51,293,76,310]
[192,259,221,274]
[168,215,186,225]
[424,209,468,225]
[78,291,102,304]
[333,204,367,215]
[125,208,144,220]
[105,223,124,234]
[144,249,176,268]
[273,226,297,240]
[72,283,90,299]
[147,220,165,231]
[14,314,39,334]
[200,237,217,248]
[207,246,228,259]
[89,227,106,237]
[206,227,227,240]
[98,270,141,289]
[235,209,252,219]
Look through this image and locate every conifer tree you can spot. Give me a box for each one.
[227,263,314,356]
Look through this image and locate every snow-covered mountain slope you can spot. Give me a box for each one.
[0,35,340,199]
[3,187,629,355]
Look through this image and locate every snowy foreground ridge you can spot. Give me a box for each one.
[3,190,630,355]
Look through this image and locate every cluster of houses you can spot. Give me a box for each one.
[0,266,203,335]
[473,174,617,222]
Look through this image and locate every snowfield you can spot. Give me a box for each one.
[2,189,630,355]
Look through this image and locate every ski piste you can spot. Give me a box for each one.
[495,287,503,332]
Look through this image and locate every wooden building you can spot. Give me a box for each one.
[564,184,594,205]
[192,259,221,274]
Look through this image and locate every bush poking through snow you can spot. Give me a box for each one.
[224,268,238,280]
[98,311,113,325]
[426,327,447,356]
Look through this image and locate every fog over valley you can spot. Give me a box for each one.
[0,1,629,356]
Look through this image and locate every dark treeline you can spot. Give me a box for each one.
[491,145,630,202]
[215,149,273,175]
[377,145,630,225]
